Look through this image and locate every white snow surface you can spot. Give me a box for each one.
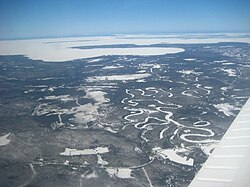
[214,103,241,116]
[106,168,133,178]
[184,58,196,61]
[87,73,151,82]
[0,36,184,62]
[0,133,11,146]
[153,147,194,166]
[60,146,109,156]
[221,68,237,76]
[1,33,250,62]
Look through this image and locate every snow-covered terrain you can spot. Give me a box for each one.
[1,33,250,61]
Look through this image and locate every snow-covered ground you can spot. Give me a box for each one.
[0,133,11,146]
[86,73,151,82]
[106,167,133,178]
[60,146,109,156]
[152,147,194,166]
[0,38,184,61]
[102,65,124,70]
[184,58,196,61]
[214,103,241,116]
[221,68,237,76]
[1,33,250,62]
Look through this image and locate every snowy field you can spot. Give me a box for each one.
[0,33,250,61]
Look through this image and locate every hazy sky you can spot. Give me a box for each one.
[0,0,250,39]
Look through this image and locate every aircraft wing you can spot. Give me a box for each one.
[189,97,250,187]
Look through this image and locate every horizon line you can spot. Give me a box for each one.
[1,31,250,41]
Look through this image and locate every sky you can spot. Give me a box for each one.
[0,0,250,39]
